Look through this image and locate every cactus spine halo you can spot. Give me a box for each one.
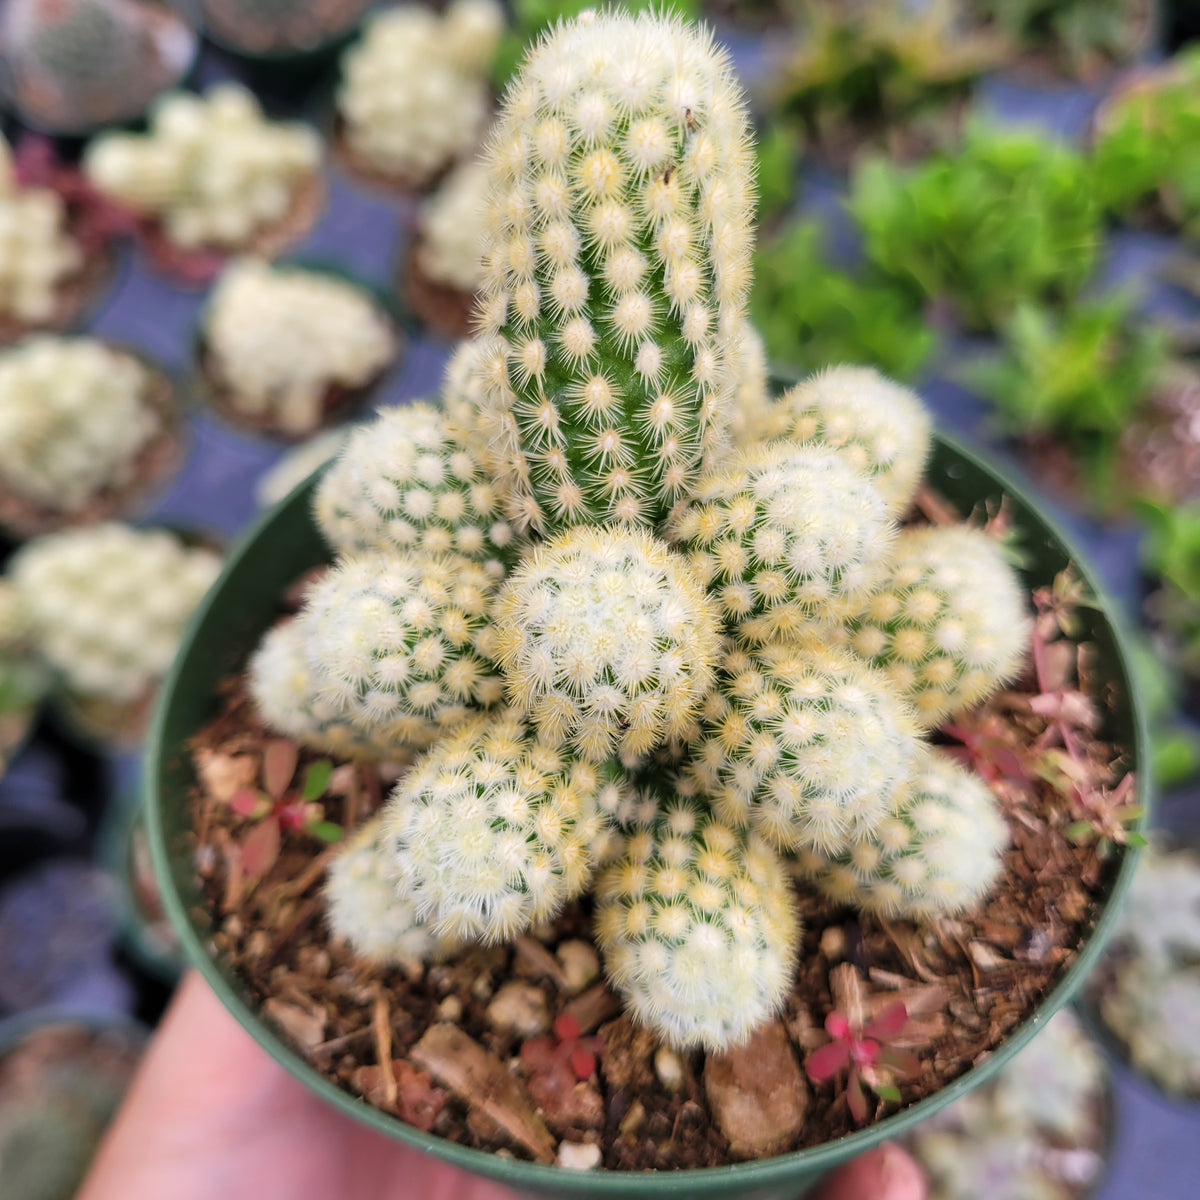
[794,747,1008,920]
[475,8,755,534]
[668,440,895,634]
[761,366,933,516]
[381,708,610,942]
[313,401,516,577]
[689,640,923,852]
[297,550,503,750]
[325,814,459,965]
[494,525,722,763]
[593,792,799,1052]
[847,525,1030,725]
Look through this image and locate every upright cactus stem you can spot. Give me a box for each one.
[476,9,756,534]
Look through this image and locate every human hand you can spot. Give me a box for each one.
[79,971,925,1200]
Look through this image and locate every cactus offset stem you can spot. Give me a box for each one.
[475,9,756,534]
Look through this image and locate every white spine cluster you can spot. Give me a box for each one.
[846,526,1030,725]
[475,9,755,533]
[203,259,397,436]
[668,440,894,634]
[313,402,515,575]
[84,84,321,250]
[0,337,164,513]
[381,708,606,941]
[794,748,1007,919]
[248,619,405,760]
[336,0,502,185]
[758,367,932,515]
[689,641,922,851]
[593,794,799,1051]
[415,160,490,293]
[325,814,459,964]
[298,551,503,750]
[495,526,722,762]
[9,523,221,703]
[0,138,84,324]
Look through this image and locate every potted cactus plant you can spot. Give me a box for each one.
[6,522,222,746]
[332,0,503,194]
[0,336,183,539]
[198,0,370,61]
[193,258,402,442]
[146,11,1148,1198]
[82,83,324,286]
[0,0,197,137]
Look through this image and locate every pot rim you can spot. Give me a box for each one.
[144,423,1153,1193]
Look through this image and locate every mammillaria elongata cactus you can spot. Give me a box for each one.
[0,337,170,522]
[474,8,755,534]
[244,10,1030,1056]
[0,135,84,331]
[336,0,503,187]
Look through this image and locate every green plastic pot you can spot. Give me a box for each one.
[145,427,1151,1199]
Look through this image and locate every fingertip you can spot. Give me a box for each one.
[812,1142,927,1200]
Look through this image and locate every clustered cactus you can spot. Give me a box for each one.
[0,0,196,134]
[0,135,85,331]
[84,84,322,252]
[248,11,1028,1053]
[335,0,503,187]
[0,336,171,525]
[7,522,221,709]
[201,259,398,437]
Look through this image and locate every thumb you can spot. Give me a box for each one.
[811,1143,927,1200]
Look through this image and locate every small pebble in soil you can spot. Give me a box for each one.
[437,995,463,1022]
[486,982,550,1036]
[654,1046,685,1093]
[820,925,847,961]
[556,940,600,995]
[557,1141,603,1170]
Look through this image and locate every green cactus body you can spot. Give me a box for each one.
[313,401,517,579]
[297,550,503,752]
[688,640,922,852]
[325,814,460,963]
[494,525,721,763]
[381,708,610,942]
[794,747,1008,919]
[846,525,1030,726]
[248,619,407,761]
[667,439,894,638]
[475,9,756,534]
[593,792,799,1050]
[753,366,932,516]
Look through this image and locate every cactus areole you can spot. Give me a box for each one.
[145,11,1149,1198]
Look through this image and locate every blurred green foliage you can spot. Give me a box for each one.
[770,0,1003,164]
[1093,48,1200,237]
[969,0,1150,79]
[1141,501,1200,682]
[750,218,935,379]
[849,124,1102,332]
